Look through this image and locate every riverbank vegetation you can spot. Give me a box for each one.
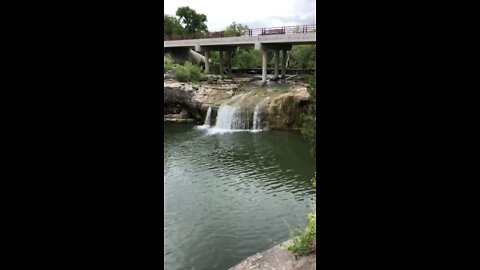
[288,206,316,256]
[164,58,205,82]
[174,62,205,82]
[288,67,317,256]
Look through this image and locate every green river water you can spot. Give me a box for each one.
[164,122,315,270]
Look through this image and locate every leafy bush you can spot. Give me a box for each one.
[232,49,262,69]
[174,65,190,82]
[173,61,205,82]
[288,211,316,256]
[289,45,316,70]
[288,172,316,257]
[185,62,204,82]
[164,58,174,73]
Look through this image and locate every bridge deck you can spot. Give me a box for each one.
[164,32,315,49]
[164,25,316,49]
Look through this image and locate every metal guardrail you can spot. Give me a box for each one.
[164,24,316,41]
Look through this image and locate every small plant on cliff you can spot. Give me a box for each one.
[288,209,316,256]
[288,173,316,257]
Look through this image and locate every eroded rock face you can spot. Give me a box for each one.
[266,85,310,130]
[163,81,202,121]
[163,114,195,123]
[164,78,239,122]
[164,78,313,129]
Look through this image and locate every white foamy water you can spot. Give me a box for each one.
[196,107,212,130]
[204,107,212,125]
[215,105,238,129]
[206,128,256,135]
[252,104,260,130]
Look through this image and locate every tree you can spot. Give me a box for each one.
[224,21,249,37]
[288,45,316,70]
[164,14,184,36]
[232,49,262,69]
[175,6,208,34]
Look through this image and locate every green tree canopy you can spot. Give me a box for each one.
[289,45,316,70]
[232,49,262,69]
[224,21,249,37]
[175,6,208,34]
[164,14,184,36]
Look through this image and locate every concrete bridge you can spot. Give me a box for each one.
[164,25,316,84]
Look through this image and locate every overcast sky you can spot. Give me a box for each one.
[164,0,316,32]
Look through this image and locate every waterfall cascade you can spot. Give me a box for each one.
[204,107,212,126]
[252,104,260,130]
[193,80,292,134]
[196,107,212,130]
[206,94,269,134]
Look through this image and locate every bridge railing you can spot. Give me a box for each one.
[164,24,316,41]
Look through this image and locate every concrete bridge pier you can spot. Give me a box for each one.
[226,51,232,73]
[281,50,287,78]
[219,51,224,74]
[274,50,280,79]
[262,49,268,85]
[260,44,292,84]
[204,50,210,73]
[198,46,237,75]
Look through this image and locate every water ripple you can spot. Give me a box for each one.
[164,123,315,270]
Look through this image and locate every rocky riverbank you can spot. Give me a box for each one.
[229,240,316,270]
[163,72,312,130]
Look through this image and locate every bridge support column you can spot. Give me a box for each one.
[226,51,231,73]
[219,51,224,74]
[274,50,279,79]
[204,50,210,73]
[262,49,267,85]
[281,49,287,78]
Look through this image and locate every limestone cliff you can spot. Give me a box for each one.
[163,76,312,129]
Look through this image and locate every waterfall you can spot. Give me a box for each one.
[204,107,212,126]
[215,105,237,129]
[211,95,270,134]
[252,97,269,131]
[214,105,251,130]
[196,107,212,130]
[252,104,260,130]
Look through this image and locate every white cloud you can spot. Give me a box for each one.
[164,0,316,31]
